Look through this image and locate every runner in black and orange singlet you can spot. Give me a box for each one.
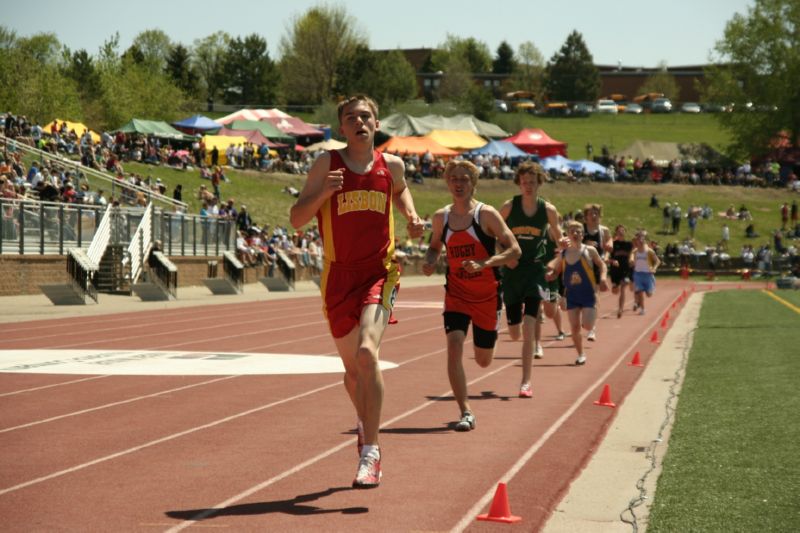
[422,160,520,433]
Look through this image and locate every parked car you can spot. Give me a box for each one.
[571,102,593,117]
[651,98,673,113]
[624,103,643,114]
[494,99,508,113]
[595,99,618,114]
[681,102,702,113]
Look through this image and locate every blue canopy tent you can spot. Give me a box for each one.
[465,139,532,161]
[568,159,607,175]
[172,115,221,134]
[540,154,573,172]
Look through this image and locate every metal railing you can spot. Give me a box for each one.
[66,248,98,303]
[222,251,244,293]
[125,203,153,284]
[1,134,187,211]
[149,251,178,299]
[1,198,235,257]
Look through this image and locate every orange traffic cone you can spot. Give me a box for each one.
[593,384,616,407]
[650,330,659,344]
[477,482,522,523]
[627,351,644,367]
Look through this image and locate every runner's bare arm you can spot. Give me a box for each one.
[422,209,446,276]
[589,246,610,291]
[545,202,568,247]
[386,153,424,239]
[289,152,341,229]
[463,206,521,273]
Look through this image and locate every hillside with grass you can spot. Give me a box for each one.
[125,158,790,260]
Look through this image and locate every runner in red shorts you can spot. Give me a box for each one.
[290,95,424,489]
[422,160,521,433]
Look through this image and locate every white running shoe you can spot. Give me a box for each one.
[587,329,597,341]
[352,451,382,489]
[455,411,476,431]
[575,354,587,365]
[534,344,544,359]
[555,332,566,341]
[639,308,646,316]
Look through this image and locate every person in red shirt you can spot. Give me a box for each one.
[290,95,424,489]
[422,160,520,433]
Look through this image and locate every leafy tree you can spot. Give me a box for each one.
[465,85,494,121]
[493,41,515,75]
[703,0,800,158]
[438,55,473,104]
[279,5,366,104]
[0,25,17,50]
[130,29,172,73]
[0,38,81,122]
[511,41,545,102]
[193,31,231,104]
[638,62,681,101]
[165,43,199,97]
[335,46,416,106]
[98,56,186,130]
[545,30,600,102]
[431,35,492,74]
[63,48,103,102]
[223,34,279,105]
[16,32,62,66]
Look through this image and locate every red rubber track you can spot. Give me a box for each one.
[0,280,699,532]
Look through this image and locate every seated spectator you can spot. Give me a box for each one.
[745,224,759,238]
[235,230,257,267]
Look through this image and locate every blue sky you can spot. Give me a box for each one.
[5,0,753,67]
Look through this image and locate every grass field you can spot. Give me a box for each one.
[648,289,800,532]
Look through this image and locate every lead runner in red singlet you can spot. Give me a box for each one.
[422,160,521,433]
[290,95,424,489]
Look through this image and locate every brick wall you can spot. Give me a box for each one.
[0,255,433,297]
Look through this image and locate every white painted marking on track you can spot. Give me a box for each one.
[394,300,442,309]
[0,350,398,376]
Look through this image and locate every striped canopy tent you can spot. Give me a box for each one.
[227,120,294,145]
[216,108,292,125]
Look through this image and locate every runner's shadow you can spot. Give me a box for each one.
[164,486,367,520]
[425,390,511,402]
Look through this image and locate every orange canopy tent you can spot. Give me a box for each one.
[503,128,567,158]
[377,136,459,157]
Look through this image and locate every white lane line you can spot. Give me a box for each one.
[164,342,498,533]
[0,375,111,397]
[0,379,342,497]
[0,376,239,433]
[0,300,317,337]
[450,299,677,532]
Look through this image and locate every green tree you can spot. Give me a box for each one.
[335,46,416,106]
[703,0,800,158]
[130,29,172,73]
[223,34,279,105]
[431,35,492,74]
[493,41,515,75]
[545,30,600,102]
[511,41,545,102]
[0,32,81,122]
[98,56,186,130]
[279,5,366,104]
[63,49,103,101]
[193,32,231,104]
[165,43,199,97]
[639,62,681,101]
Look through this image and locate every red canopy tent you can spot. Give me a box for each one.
[503,128,567,158]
